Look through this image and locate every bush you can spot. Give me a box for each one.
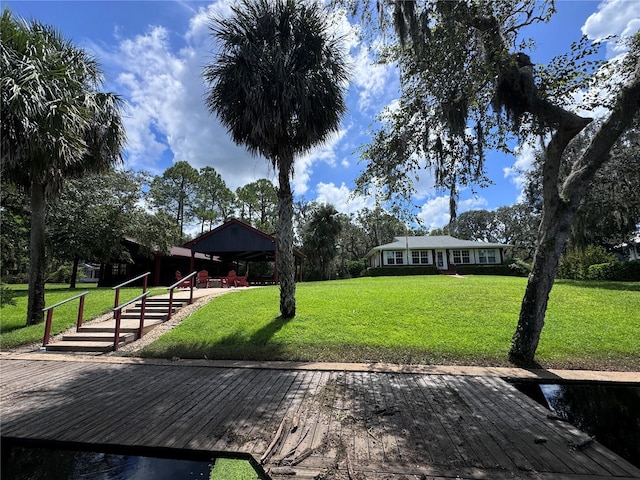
[1,284,16,308]
[587,260,640,281]
[455,265,526,276]
[558,245,616,280]
[347,259,366,278]
[367,266,439,277]
[506,258,532,276]
[46,263,75,283]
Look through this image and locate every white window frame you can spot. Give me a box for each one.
[386,250,404,265]
[411,250,430,264]
[452,250,471,264]
[478,249,497,264]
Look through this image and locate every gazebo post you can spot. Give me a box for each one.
[274,244,279,284]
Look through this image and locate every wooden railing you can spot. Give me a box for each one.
[112,292,150,351]
[112,272,150,318]
[166,271,196,320]
[42,291,90,346]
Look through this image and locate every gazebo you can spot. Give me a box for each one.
[183,219,305,284]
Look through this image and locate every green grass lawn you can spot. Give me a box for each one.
[0,283,165,349]
[140,276,640,370]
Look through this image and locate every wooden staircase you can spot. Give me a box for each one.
[44,297,190,353]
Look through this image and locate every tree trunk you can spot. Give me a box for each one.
[70,256,79,289]
[509,210,570,364]
[510,64,640,365]
[277,163,296,319]
[26,182,47,326]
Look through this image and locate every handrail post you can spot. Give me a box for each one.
[189,277,194,304]
[113,288,120,319]
[143,275,148,294]
[76,294,86,331]
[167,289,174,320]
[43,309,54,346]
[138,295,147,339]
[42,291,89,347]
[113,310,122,351]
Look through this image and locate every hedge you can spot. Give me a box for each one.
[587,260,640,281]
[367,266,439,277]
[454,264,526,276]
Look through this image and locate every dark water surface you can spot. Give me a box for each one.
[513,382,640,467]
[1,440,268,480]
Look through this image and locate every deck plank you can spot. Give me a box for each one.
[2,358,639,479]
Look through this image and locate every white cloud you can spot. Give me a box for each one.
[503,143,538,202]
[91,10,272,188]
[350,45,397,112]
[292,128,349,196]
[582,0,640,58]
[90,1,374,197]
[315,182,375,214]
[417,195,488,230]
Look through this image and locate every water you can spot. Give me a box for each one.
[1,441,268,480]
[513,382,640,467]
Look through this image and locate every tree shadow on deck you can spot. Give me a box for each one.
[2,359,638,478]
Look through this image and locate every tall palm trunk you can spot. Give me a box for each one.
[277,162,296,319]
[26,181,46,325]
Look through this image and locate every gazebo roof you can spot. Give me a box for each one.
[184,218,305,262]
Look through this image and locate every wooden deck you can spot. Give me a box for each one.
[1,357,638,479]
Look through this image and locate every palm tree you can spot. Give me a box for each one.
[204,0,348,318]
[1,9,125,325]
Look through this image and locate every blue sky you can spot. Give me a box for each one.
[5,0,639,229]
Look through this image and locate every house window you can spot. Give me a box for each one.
[386,251,404,265]
[411,250,430,264]
[478,249,497,264]
[452,250,470,264]
[111,263,127,276]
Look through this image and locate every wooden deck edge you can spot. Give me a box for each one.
[1,354,638,384]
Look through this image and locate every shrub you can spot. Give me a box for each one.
[558,245,616,280]
[455,265,525,276]
[46,263,75,283]
[587,260,640,281]
[347,259,366,278]
[507,258,532,276]
[1,284,16,308]
[367,266,439,276]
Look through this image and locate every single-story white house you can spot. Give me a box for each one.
[364,235,510,271]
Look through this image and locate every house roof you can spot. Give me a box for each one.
[364,235,510,259]
[184,218,305,262]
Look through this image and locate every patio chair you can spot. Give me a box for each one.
[175,271,191,289]
[196,270,210,288]
[226,270,249,287]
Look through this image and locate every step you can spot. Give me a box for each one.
[45,341,124,353]
[78,319,163,334]
[62,332,135,343]
[137,298,189,305]
[121,312,168,321]
[129,306,177,313]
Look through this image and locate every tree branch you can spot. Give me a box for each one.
[563,62,640,206]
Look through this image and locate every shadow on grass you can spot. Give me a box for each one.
[143,315,295,361]
[556,280,640,292]
[215,315,294,360]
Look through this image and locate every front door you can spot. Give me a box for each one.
[436,251,447,270]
